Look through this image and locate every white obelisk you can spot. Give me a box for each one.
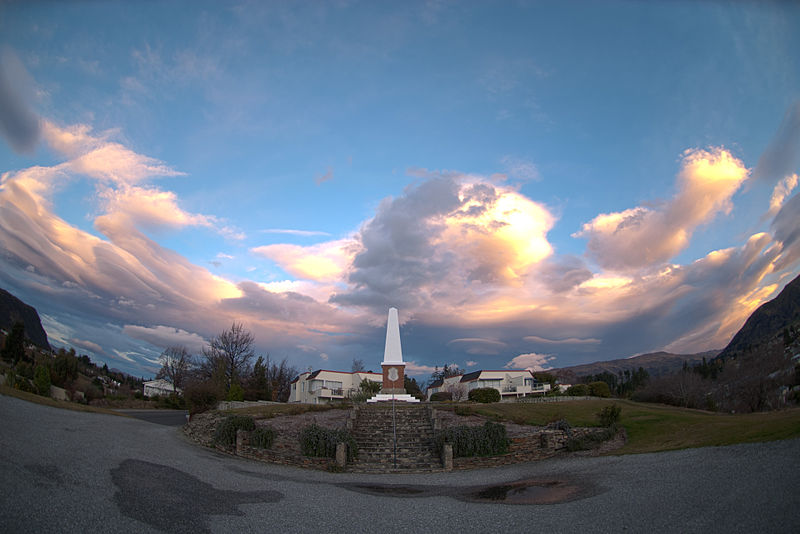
[367,307,420,403]
[381,307,405,394]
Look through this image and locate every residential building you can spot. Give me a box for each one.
[143,378,180,397]
[426,369,550,401]
[290,370,382,404]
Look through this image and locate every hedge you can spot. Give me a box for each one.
[299,423,358,462]
[435,421,510,457]
[468,387,500,403]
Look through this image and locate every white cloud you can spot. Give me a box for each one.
[505,353,555,371]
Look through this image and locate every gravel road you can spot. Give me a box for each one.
[1,394,798,533]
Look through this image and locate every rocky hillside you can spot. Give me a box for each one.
[552,350,717,382]
[0,288,50,349]
[717,273,800,361]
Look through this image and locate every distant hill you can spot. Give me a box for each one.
[717,273,800,361]
[0,288,50,349]
[551,350,719,382]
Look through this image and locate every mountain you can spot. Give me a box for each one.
[551,350,719,382]
[717,273,800,361]
[0,288,50,349]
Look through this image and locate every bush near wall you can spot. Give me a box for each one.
[251,427,276,449]
[299,423,358,461]
[430,391,453,402]
[214,415,256,446]
[436,421,510,457]
[468,387,501,403]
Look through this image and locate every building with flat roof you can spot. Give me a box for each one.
[290,369,382,404]
[426,369,550,401]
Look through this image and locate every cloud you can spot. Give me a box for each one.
[752,101,800,184]
[69,338,105,355]
[505,353,555,371]
[447,338,507,355]
[122,325,206,354]
[465,360,478,367]
[523,336,601,345]
[319,352,329,361]
[252,238,357,282]
[575,147,749,270]
[405,361,438,376]
[331,173,555,311]
[260,229,331,237]
[771,190,800,271]
[99,186,215,231]
[766,174,798,219]
[315,167,333,185]
[500,155,540,181]
[0,48,41,153]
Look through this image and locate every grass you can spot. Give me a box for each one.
[439,399,800,454]
[0,384,129,417]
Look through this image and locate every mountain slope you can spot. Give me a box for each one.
[0,288,50,349]
[552,350,718,381]
[718,273,800,361]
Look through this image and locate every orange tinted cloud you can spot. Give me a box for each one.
[575,147,749,270]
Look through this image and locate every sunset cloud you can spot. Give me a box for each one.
[575,147,749,270]
[252,239,357,282]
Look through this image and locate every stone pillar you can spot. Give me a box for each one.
[335,442,347,468]
[441,443,453,471]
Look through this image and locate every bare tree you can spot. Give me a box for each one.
[156,345,192,393]
[351,358,365,373]
[202,322,255,389]
[445,381,468,401]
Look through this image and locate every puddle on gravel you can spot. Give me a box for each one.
[467,479,587,505]
[339,477,599,505]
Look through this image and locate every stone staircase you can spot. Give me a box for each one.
[348,403,442,473]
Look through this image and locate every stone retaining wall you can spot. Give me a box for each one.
[452,428,608,470]
[234,429,334,469]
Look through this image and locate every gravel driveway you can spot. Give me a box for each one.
[1,394,798,533]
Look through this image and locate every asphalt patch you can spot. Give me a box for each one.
[111,459,283,533]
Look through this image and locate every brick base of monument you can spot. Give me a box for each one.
[381,364,405,393]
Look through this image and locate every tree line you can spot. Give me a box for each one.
[157,322,298,408]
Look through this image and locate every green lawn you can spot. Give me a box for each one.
[439,399,800,454]
[221,403,342,418]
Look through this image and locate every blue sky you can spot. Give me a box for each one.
[1,1,799,379]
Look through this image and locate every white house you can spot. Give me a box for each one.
[427,369,551,401]
[290,370,383,404]
[143,379,181,397]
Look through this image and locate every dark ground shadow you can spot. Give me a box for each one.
[111,459,283,533]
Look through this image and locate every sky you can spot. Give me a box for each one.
[1,1,799,380]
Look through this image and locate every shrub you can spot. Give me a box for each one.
[251,427,276,449]
[214,415,256,446]
[33,365,51,396]
[299,423,358,461]
[185,381,221,415]
[436,421,510,458]
[429,391,453,402]
[566,384,589,396]
[226,383,245,401]
[589,381,612,398]
[597,404,621,427]
[566,426,617,451]
[468,387,501,403]
[454,405,475,416]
